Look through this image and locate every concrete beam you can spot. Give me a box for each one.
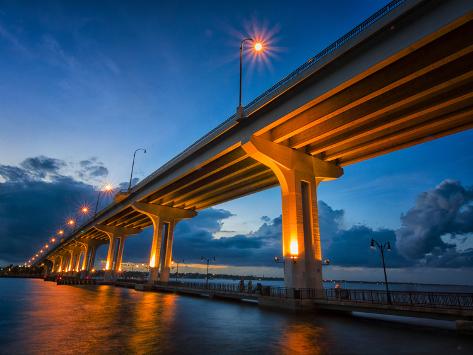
[242,135,343,182]
[132,202,196,220]
[94,224,141,237]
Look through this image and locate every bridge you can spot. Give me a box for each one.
[34,0,472,299]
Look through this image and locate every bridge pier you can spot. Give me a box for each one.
[132,202,196,283]
[95,225,141,281]
[243,136,343,289]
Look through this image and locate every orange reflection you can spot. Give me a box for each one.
[279,323,325,354]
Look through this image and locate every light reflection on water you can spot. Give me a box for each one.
[1,279,472,355]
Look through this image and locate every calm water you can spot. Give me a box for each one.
[1,279,472,355]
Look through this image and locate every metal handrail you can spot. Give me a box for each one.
[269,287,473,310]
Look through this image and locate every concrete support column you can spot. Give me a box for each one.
[74,248,82,272]
[243,136,343,290]
[81,244,89,271]
[160,221,176,282]
[132,202,196,284]
[95,225,140,281]
[87,245,97,271]
[67,250,75,273]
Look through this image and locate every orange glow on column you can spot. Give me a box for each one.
[149,253,156,268]
[290,240,299,256]
[105,260,110,270]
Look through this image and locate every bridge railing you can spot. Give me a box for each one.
[162,280,262,295]
[269,287,473,310]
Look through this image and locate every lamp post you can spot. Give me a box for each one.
[128,148,147,191]
[370,238,392,304]
[94,184,114,217]
[172,259,184,281]
[201,256,215,288]
[237,38,264,119]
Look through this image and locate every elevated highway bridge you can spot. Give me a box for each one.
[35,0,473,291]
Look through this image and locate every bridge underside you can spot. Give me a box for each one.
[51,9,473,270]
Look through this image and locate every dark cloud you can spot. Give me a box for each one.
[0,156,65,183]
[0,157,99,264]
[171,209,281,266]
[76,158,109,181]
[20,156,65,178]
[396,180,473,266]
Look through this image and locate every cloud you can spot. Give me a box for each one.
[396,180,473,266]
[77,158,109,181]
[0,156,105,264]
[171,209,281,266]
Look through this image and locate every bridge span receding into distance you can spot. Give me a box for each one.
[33,0,473,294]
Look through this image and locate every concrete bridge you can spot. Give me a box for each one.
[35,0,473,293]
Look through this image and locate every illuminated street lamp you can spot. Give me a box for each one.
[370,238,392,304]
[67,219,75,227]
[128,148,147,191]
[81,206,90,215]
[237,38,264,119]
[57,229,64,236]
[201,256,215,288]
[50,237,56,243]
[94,184,114,217]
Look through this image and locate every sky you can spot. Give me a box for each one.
[0,0,472,284]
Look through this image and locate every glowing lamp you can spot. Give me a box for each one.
[81,206,90,214]
[51,238,56,243]
[103,184,113,192]
[289,240,299,256]
[58,230,64,236]
[67,219,75,226]
[254,42,263,52]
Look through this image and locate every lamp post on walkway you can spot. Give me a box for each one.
[128,148,147,191]
[237,38,264,119]
[172,259,184,281]
[370,238,392,304]
[201,256,215,288]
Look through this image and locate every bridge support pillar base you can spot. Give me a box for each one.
[148,267,159,284]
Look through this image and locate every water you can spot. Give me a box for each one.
[1,278,473,355]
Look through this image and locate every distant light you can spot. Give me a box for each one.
[67,219,75,226]
[58,230,64,236]
[45,244,49,249]
[81,206,90,214]
[51,237,56,243]
[103,184,113,192]
[254,42,263,52]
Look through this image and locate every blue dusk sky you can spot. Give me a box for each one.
[1,0,472,284]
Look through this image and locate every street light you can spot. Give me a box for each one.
[201,256,215,288]
[128,148,147,191]
[370,238,392,304]
[172,259,184,281]
[94,184,114,217]
[237,38,264,119]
